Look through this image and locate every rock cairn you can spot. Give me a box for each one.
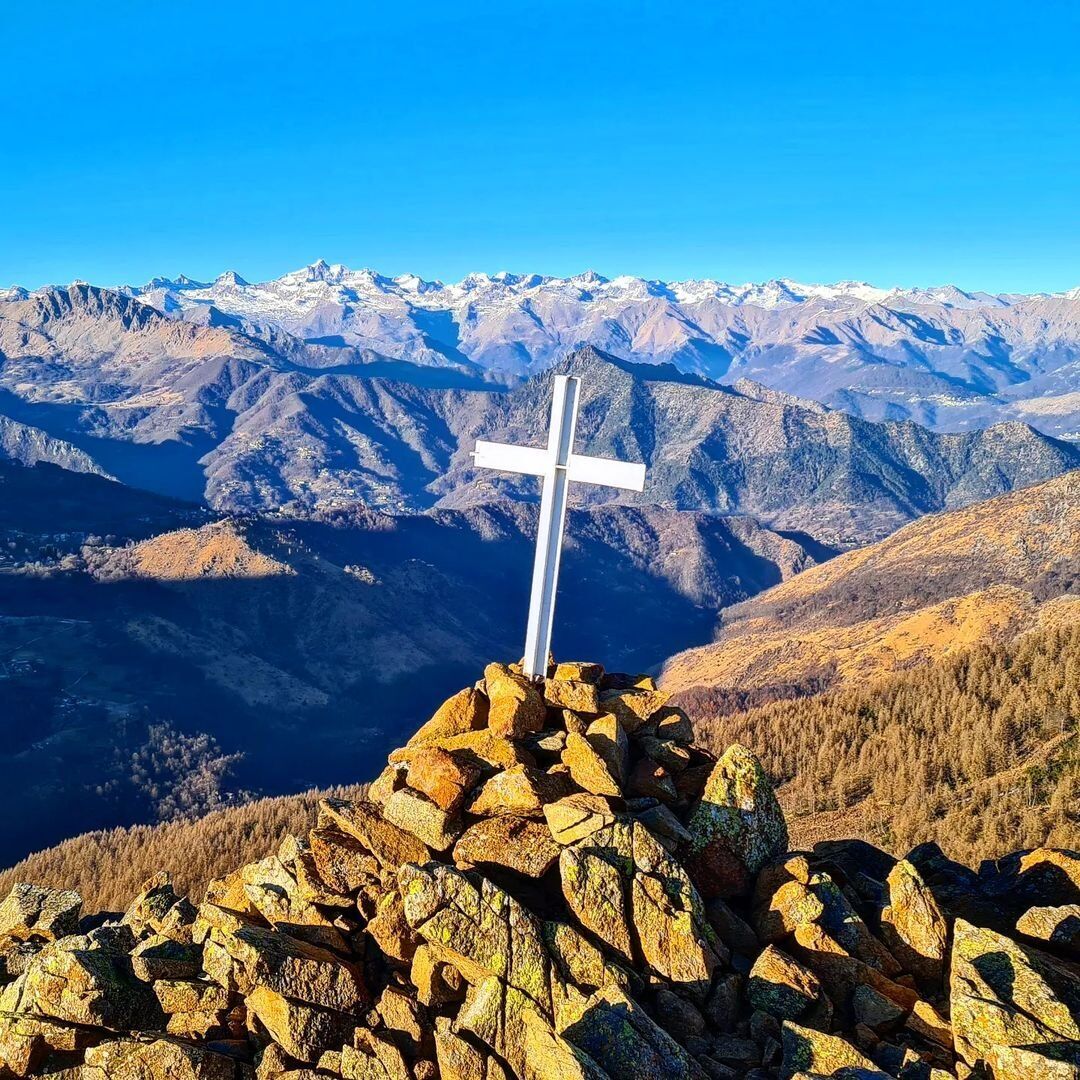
[1,660,1079,1079]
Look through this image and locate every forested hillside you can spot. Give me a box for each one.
[0,783,367,913]
[688,621,1080,861]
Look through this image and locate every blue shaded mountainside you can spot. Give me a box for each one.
[0,459,818,865]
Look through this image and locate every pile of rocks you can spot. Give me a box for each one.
[0,659,1078,1079]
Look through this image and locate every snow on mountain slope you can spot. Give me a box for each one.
[7,263,1080,437]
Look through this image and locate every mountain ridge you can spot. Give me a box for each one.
[65,261,1080,439]
[2,287,1076,545]
[7,262,1077,435]
[660,470,1080,698]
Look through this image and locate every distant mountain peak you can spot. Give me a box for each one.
[214,270,250,288]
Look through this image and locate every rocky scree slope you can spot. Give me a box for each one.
[1,661,1078,1079]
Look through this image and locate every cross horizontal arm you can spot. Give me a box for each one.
[567,452,647,492]
[472,440,549,477]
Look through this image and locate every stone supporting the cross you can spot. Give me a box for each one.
[472,375,647,678]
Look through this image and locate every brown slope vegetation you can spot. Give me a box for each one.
[689,620,1080,863]
[0,783,366,914]
[661,470,1080,697]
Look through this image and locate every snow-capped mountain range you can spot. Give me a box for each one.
[6,262,1080,438]
[121,260,1066,317]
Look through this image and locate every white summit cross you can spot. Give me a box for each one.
[472,375,646,679]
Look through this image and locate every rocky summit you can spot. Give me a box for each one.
[0,662,1078,1079]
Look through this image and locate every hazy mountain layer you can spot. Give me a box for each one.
[2,287,1077,547]
[94,261,1080,437]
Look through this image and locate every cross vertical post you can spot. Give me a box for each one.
[471,374,646,680]
[522,375,580,679]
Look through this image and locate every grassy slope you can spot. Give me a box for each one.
[661,471,1079,696]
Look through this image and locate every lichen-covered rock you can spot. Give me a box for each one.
[308,822,381,896]
[561,733,621,797]
[543,678,601,714]
[405,747,481,814]
[880,858,949,986]
[780,1020,884,1079]
[850,984,904,1032]
[365,890,418,965]
[560,845,634,965]
[16,938,164,1030]
[552,662,604,684]
[407,687,489,746]
[950,918,1080,1069]
[1016,903,1080,952]
[466,764,569,817]
[247,985,359,1063]
[398,862,553,1022]
[748,944,830,1025]
[80,1038,240,1080]
[0,884,81,943]
[341,1029,412,1080]
[240,856,347,953]
[634,803,691,850]
[151,979,231,1017]
[485,663,547,737]
[543,794,615,845]
[195,903,368,1011]
[317,799,429,872]
[754,860,903,980]
[561,984,708,1080]
[410,944,464,1008]
[391,730,533,772]
[122,873,196,944]
[434,1016,511,1080]
[130,935,203,981]
[561,821,720,1001]
[985,1043,1080,1080]
[522,1008,610,1080]
[597,688,669,733]
[584,713,629,787]
[382,788,461,852]
[686,743,788,898]
[454,816,561,878]
[0,1012,99,1077]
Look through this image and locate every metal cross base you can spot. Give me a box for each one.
[472,375,647,679]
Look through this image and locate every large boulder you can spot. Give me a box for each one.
[194,903,368,1011]
[80,1039,240,1080]
[880,858,950,987]
[780,1020,887,1079]
[685,744,788,898]
[950,918,1080,1070]
[560,820,721,1002]
[14,938,163,1031]
[562,984,708,1080]
[0,884,81,943]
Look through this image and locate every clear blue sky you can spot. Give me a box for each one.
[3,1,1078,292]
